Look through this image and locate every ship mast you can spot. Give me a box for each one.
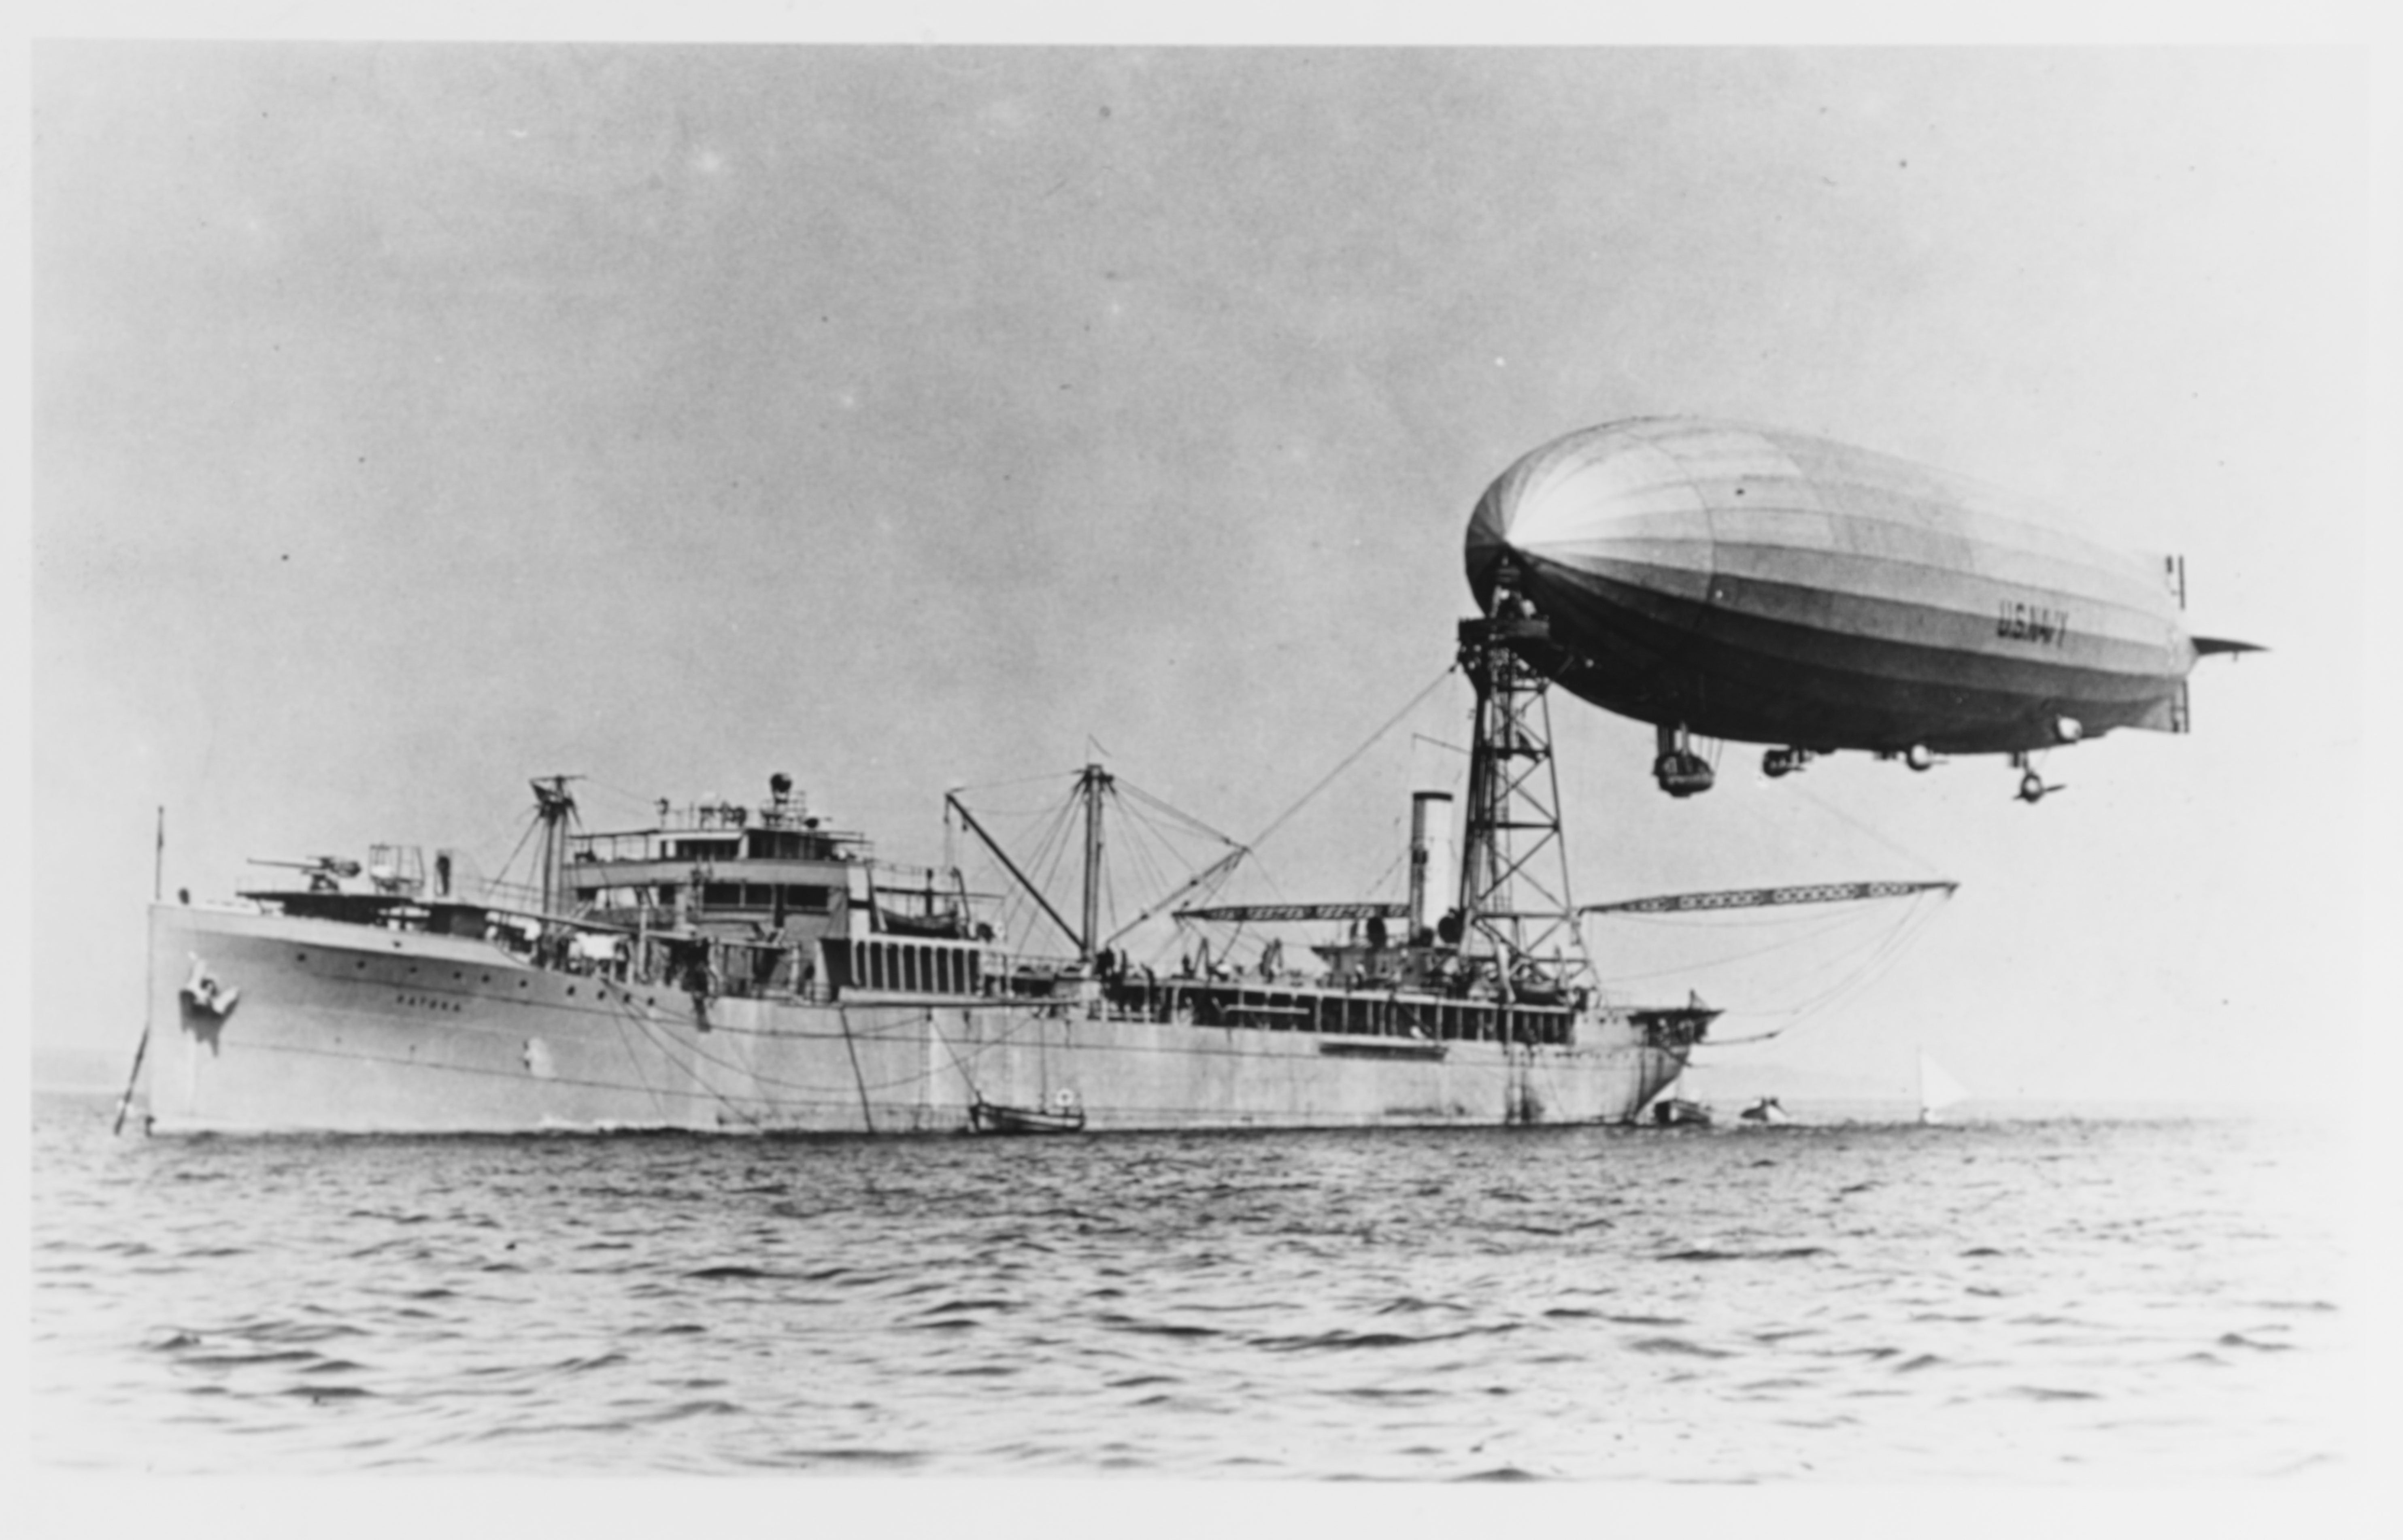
[1078,762,1111,964]
[1455,570,1588,995]
[530,774,581,916]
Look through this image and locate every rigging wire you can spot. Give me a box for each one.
[1357,845,1409,905]
[970,775,1085,949]
[1241,666,1458,854]
[1115,779,1244,849]
[1786,893,1949,1012]
[1736,914,1929,1018]
[598,984,675,1125]
[604,990,768,1130]
[487,813,544,902]
[1589,880,1956,1047]
[1786,778,1948,880]
[834,1006,878,1132]
[604,990,1050,1102]
[951,669,1455,959]
[577,777,675,822]
[1587,904,1877,984]
[946,767,1103,798]
[1695,891,1954,1036]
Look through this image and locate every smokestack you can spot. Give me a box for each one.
[1408,791,1455,940]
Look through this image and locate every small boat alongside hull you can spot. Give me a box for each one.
[967,1099,1088,1136]
[1650,1097,1712,1127]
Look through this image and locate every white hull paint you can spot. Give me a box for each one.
[145,904,1690,1136]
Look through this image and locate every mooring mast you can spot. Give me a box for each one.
[1455,574,1590,997]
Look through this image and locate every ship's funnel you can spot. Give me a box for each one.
[1409,791,1455,941]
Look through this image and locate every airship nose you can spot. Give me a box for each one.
[1465,421,1714,617]
[1466,447,1565,613]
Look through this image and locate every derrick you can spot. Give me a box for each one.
[1175,901,1406,924]
[1582,879,1959,917]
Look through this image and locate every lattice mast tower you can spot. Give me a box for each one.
[1454,567,1594,1000]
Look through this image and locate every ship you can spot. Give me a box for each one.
[133,612,1719,1136]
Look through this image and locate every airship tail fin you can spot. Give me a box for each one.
[2192,636,2267,657]
[2131,686,2187,734]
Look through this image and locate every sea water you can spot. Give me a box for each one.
[30,1089,2351,1481]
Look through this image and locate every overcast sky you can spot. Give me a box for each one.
[30,42,2379,1103]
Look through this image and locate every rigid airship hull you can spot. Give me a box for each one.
[1465,418,2208,754]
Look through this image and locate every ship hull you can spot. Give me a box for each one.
[144,904,1691,1136]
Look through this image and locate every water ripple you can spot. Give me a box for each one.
[31,1091,2348,1479]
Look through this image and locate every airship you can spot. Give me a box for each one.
[1464,417,2260,802]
